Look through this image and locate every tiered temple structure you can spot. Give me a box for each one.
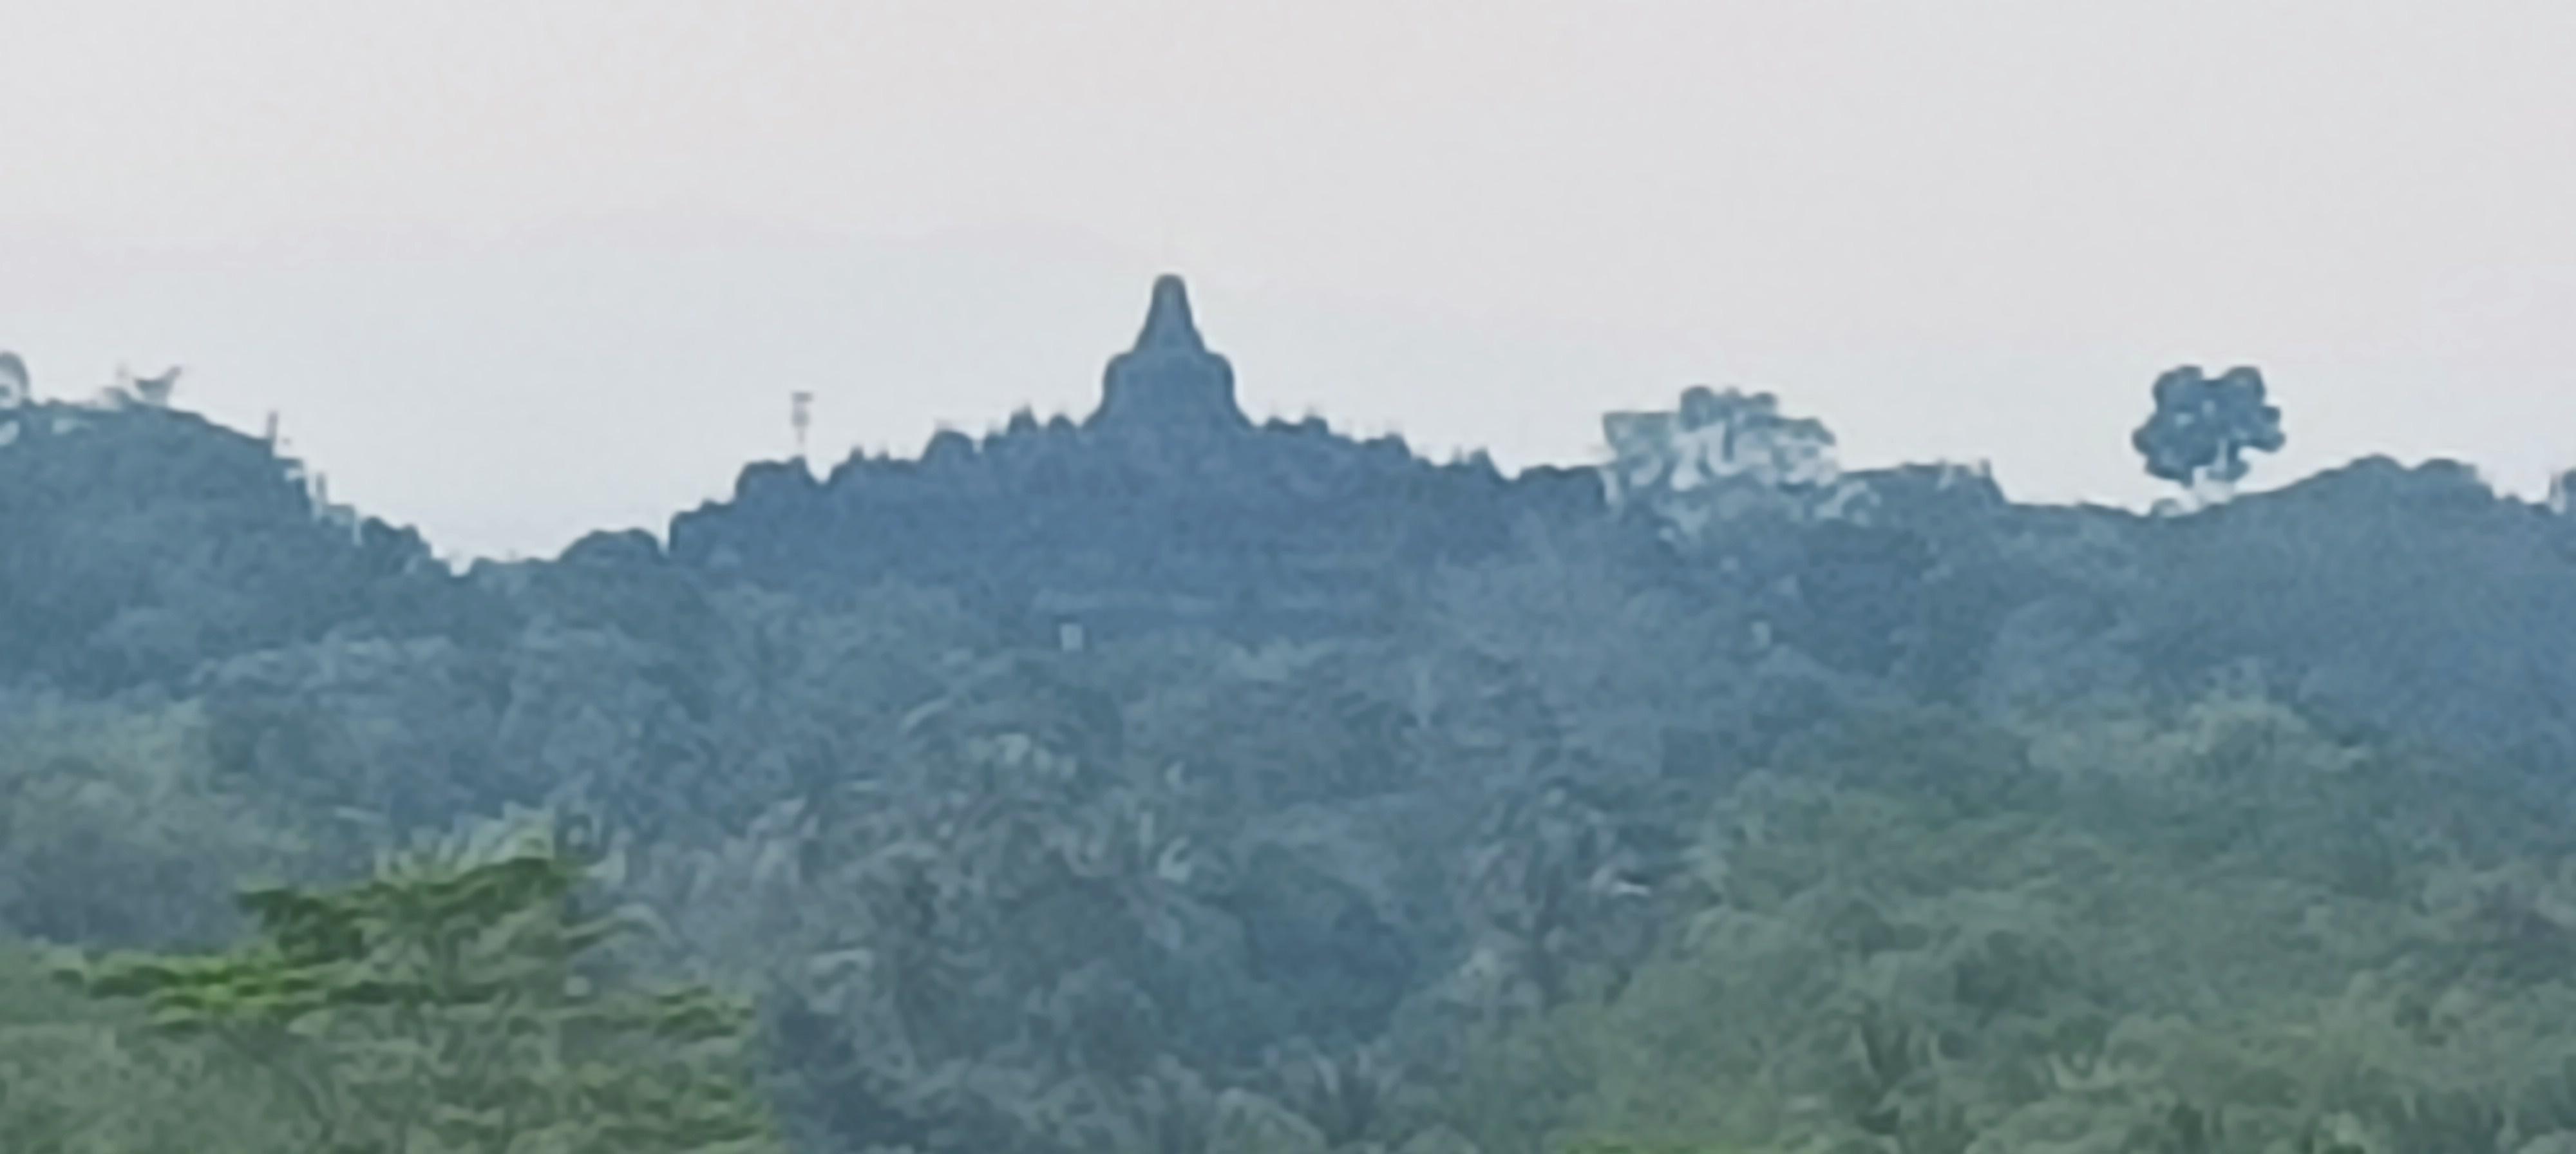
[663,275,1602,640]
[1088,275,1251,435]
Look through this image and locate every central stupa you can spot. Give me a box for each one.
[1084,274,1249,433]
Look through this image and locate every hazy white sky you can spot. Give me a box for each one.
[5,1,2572,558]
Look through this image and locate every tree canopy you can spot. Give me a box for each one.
[4,319,2571,1154]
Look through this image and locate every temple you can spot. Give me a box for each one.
[1086,275,1250,434]
[663,274,1604,643]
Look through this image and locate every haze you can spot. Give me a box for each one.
[5,0,2571,560]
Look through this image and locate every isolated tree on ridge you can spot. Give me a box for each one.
[2132,365,2286,506]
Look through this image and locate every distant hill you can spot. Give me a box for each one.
[8,281,2573,774]
[665,276,1604,642]
[0,399,478,694]
[12,288,2576,1154]
[2126,455,2576,775]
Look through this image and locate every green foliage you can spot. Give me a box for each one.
[1558,1144,1765,1154]
[2131,366,2285,491]
[12,382,2576,1154]
[1458,699,2576,1154]
[2125,457,2576,781]
[0,696,301,945]
[0,941,305,1153]
[55,820,785,1154]
[0,403,475,694]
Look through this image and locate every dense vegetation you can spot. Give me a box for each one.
[5,298,2576,1153]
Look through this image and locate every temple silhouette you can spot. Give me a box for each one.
[1087,274,1249,435]
[661,276,1600,641]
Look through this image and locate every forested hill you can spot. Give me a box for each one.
[5,294,2567,775]
[662,275,1607,641]
[0,398,478,694]
[8,284,2576,1153]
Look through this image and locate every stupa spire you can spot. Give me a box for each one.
[1135,274,1206,352]
[1087,273,1246,433]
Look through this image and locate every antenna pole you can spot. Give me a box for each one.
[791,391,815,461]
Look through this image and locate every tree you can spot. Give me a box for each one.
[2131,366,2286,503]
[55,817,784,1154]
[1600,387,1853,548]
[0,350,27,407]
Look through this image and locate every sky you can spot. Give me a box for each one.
[4,1,2572,560]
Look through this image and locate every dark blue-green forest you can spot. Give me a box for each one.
[8,279,2576,1153]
